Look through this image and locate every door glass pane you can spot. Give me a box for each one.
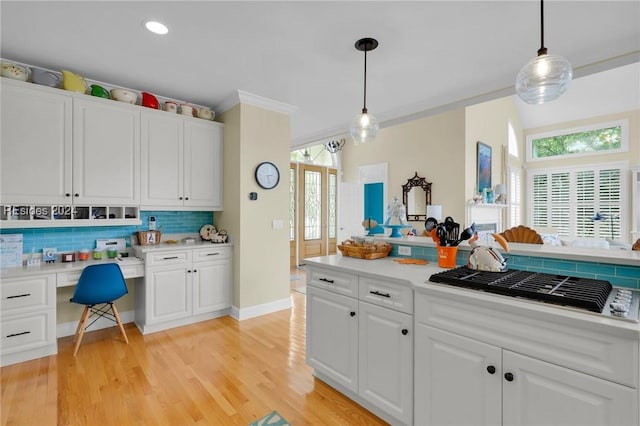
[304,170,321,240]
[329,172,337,238]
[289,167,295,241]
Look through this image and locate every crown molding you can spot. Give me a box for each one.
[217,89,297,115]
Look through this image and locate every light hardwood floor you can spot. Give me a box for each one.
[1,291,387,426]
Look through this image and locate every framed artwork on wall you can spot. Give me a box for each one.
[477,141,492,193]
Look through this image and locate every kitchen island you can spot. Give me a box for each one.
[305,254,640,426]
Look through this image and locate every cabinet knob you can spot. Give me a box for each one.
[401,328,409,335]
[179,197,183,200]
[486,365,496,374]
[74,193,79,197]
[350,311,356,317]
[65,193,71,197]
[185,197,189,200]
[187,269,191,273]
[193,269,197,273]
[504,372,514,382]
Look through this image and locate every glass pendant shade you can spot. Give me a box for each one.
[350,111,379,144]
[516,52,572,104]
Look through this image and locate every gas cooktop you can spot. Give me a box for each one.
[428,266,640,323]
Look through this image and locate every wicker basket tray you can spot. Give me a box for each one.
[338,240,392,259]
[137,230,161,245]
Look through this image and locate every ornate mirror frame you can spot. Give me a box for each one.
[402,172,432,221]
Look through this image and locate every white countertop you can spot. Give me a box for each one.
[367,235,640,266]
[0,256,144,279]
[305,255,640,334]
[132,241,232,253]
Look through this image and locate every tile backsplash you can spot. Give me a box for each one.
[0,211,213,254]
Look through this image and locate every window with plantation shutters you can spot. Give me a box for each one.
[528,164,626,239]
[508,166,522,228]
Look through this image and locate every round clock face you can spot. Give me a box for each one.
[255,161,280,189]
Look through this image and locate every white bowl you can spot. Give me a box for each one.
[110,88,137,104]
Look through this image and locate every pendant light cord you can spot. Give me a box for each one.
[538,0,547,56]
[362,48,368,114]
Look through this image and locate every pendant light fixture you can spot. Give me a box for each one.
[515,0,572,104]
[350,38,379,144]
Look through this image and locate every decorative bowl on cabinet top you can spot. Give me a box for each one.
[110,88,137,104]
[61,70,88,93]
[1,61,30,81]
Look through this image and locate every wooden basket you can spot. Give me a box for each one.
[137,230,161,245]
[337,240,392,260]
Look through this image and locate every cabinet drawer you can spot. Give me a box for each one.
[56,270,83,287]
[1,274,56,314]
[193,246,230,262]
[145,250,190,267]
[1,311,56,353]
[308,267,358,298]
[359,276,413,314]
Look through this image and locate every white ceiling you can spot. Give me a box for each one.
[1,1,639,148]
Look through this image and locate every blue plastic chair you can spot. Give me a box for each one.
[70,263,129,356]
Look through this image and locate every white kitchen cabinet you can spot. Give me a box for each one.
[306,285,359,393]
[1,79,72,205]
[306,265,413,425]
[140,110,223,210]
[631,166,640,241]
[134,245,232,334]
[414,289,639,426]
[0,273,57,367]
[358,301,413,425]
[72,97,140,204]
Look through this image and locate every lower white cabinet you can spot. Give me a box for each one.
[306,266,413,425]
[134,245,231,334]
[1,274,57,367]
[414,290,639,426]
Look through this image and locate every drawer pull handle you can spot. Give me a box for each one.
[319,278,334,284]
[6,331,30,338]
[163,256,179,260]
[370,290,391,298]
[6,293,31,299]
[205,253,220,256]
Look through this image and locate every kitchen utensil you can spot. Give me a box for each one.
[61,70,88,93]
[449,223,476,246]
[110,88,137,103]
[32,68,61,87]
[1,61,30,81]
[90,84,110,99]
[424,217,438,232]
[142,92,159,109]
[436,224,447,246]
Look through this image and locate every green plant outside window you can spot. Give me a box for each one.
[532,126,621,159]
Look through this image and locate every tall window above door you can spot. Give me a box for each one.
[526,120,627,162]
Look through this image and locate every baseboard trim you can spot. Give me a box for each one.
[57,309,135,338]
[230,297,292,321]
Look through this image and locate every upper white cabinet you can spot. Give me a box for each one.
[1,80,72,205]
[1,79,140,206]
[141,109,223,210]
[72,97,140,205]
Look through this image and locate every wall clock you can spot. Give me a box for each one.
[255,161,280,189]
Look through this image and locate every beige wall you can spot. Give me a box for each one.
[341,108,467,230]
[217,103,290,310]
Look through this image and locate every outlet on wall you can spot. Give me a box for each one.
[398,246,411,256]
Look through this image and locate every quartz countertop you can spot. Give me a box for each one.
[0,256,144,279]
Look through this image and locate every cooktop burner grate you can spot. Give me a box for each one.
[429,266,612,313]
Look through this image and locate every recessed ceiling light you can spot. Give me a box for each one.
[144,20,168,35]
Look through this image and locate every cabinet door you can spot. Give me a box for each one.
[183,120,223,209]
[503,350,638,426]
[1,81,72,204]
[73,98,140,204]
[358,301,413,425]
[146,267,191,324]
[306,286,358,393]
[193,260,231,315]
[414,325,502,426]
[140,111,183,207]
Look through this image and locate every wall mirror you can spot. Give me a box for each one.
[402,172,432,221]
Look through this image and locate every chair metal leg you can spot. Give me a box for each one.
[111,303,129,344]
[73,306,91,356]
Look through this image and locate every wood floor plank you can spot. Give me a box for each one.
[1,292,387,425]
